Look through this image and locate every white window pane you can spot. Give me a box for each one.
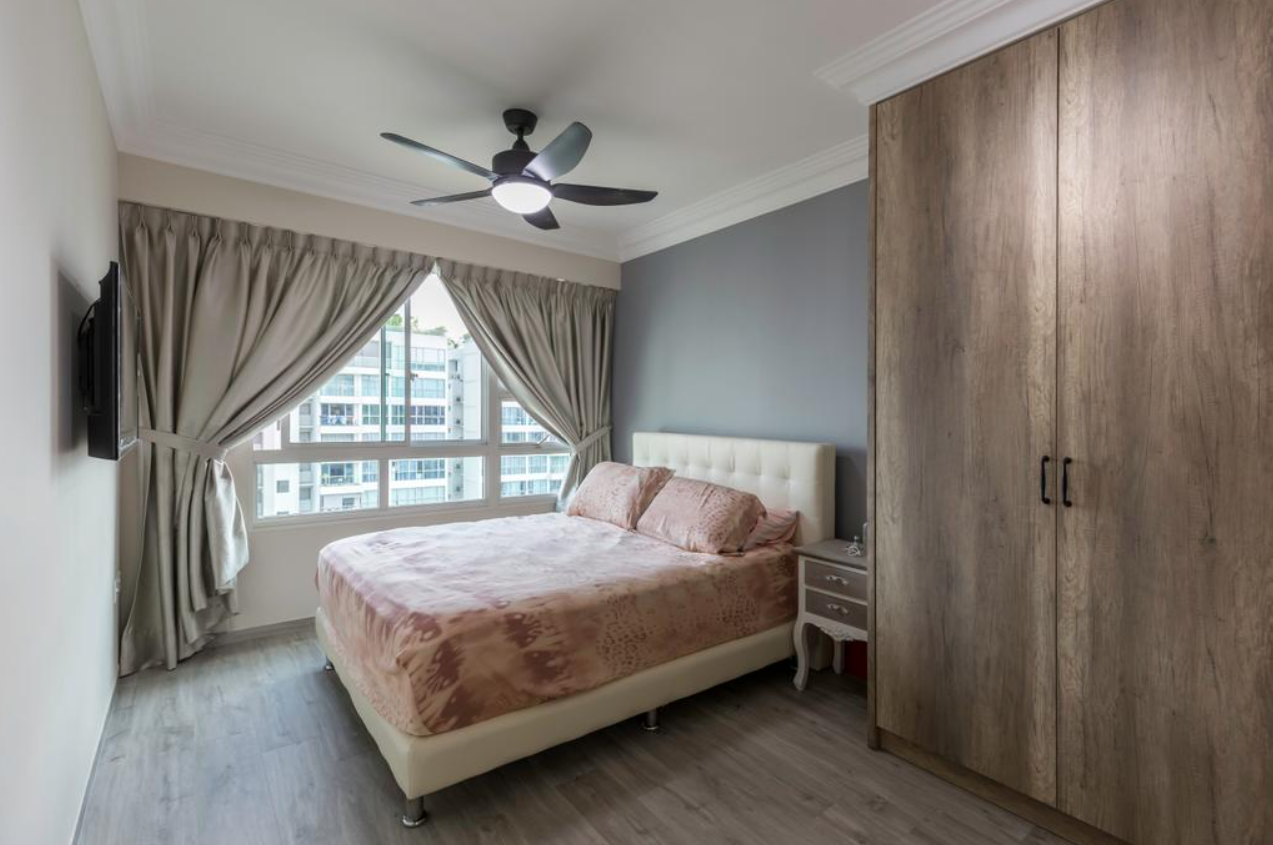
[385,304,408,442]
[500,399,562,445]
[290,328,389,444]
[500,449,569,498]
[388,456,484,506]
[406,276,483,442]
[255,461,379,519]
[252,419,283,451]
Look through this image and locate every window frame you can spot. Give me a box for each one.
[249,289,570,528]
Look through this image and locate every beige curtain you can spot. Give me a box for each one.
[118,202,429,674]
[436,260,616,501]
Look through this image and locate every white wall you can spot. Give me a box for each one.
[222,444,553,631]
[118,154,621,290]
[0,1,120,844]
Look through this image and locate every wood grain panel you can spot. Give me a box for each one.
[1057,1,1273,842]
[804,560,868,601]
[874,29,1059,803]
[866,102,880,750]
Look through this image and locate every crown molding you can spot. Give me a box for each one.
[79,0,157,142]
[815,0,1103,104]
[120,119,621,261]
[78,0,618,261]
[617,135,869,262]
[80,0,871,266]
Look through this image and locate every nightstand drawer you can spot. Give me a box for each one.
[805,590,867,630]
[803,559,867,601]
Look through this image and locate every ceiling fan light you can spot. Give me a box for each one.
[491,178,552,214]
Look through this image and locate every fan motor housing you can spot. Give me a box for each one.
[492,147,537,176]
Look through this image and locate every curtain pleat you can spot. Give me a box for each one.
[117,202,428,674]
[435,259,616,502]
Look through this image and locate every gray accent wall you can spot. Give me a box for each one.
[613,182,870,538]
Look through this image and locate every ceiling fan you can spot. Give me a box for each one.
[382,108,657,231]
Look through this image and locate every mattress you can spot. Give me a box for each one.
[316,512,796,736]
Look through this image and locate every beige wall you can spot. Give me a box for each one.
[0,2,120,844]
[114,153,611,635]
[225,440,554,632]
[117,154,621,289]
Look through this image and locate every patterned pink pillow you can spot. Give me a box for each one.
[636,477,766,554]
[743,507,800,550]
[567,462,674,530]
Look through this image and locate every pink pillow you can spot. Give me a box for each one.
[567,462,673,530]
[636,477,765,554]
[743,507,800,550]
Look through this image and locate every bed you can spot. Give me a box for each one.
[315,431,835,826]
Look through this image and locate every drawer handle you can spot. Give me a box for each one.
[1062,457,1073,507]
[825,603,852,616]
[1040,455,1052,505]
[823,574,849,586]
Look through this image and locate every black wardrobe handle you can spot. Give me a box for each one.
[1062,457,1073,507]
[1040,456,1052,505]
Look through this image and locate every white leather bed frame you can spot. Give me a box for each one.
[317,431,835,826]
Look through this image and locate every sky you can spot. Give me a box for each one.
[409,273,469,339]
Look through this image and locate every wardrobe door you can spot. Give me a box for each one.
[875,30,1058,803]
[1058,0,1273,841]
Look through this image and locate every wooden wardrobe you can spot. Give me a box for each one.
[868,0,1273,843]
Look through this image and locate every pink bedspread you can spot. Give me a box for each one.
[316,513,796,736]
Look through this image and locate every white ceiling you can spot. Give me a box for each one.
[81,0,1087,260]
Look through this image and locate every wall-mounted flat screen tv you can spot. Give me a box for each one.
[78,262,139,460]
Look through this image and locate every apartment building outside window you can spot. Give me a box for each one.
[252,274,571,521]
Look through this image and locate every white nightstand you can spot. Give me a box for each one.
[793,538,869,690]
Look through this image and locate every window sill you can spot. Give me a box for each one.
[249,495,557,534]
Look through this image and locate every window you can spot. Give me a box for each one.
[499,437,569,498]
[392,459,445,481]
[387,457,483,505]
[322,374,355,397]
[321,463,356,486]
[415,377,445,399]
[500,399,562,445]
[252,274,569,521]
[411,405,445,427]
[391,486,445,506]
[321,403,355,426]
[352,342,380,369]
[254,460,379,518]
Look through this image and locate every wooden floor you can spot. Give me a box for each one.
[76,627,1070,845]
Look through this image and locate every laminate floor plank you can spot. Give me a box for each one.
[76,630,1072,845]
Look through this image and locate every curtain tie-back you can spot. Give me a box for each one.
[140,427,229,462]
[572,426,611,454]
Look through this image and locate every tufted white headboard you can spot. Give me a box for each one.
[632,432,836,544]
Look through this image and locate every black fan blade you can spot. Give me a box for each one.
[381,132,496,181]
[524,122,592,182]
[523,207,560,230]
[410,189,492,207]
[552,184,658,206]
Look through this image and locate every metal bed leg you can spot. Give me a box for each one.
[402,796,428,828]
[642,708,660,732]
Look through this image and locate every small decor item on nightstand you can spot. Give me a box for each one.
[792,538,870,691]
